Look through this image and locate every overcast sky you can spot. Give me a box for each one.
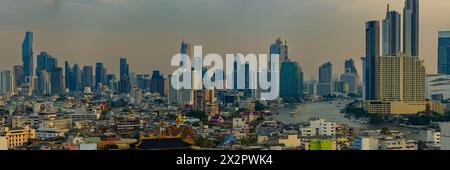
[1,0,450,79]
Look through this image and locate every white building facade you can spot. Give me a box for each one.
[426,74,450,101]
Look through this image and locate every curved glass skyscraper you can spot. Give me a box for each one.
[22,31,33,81]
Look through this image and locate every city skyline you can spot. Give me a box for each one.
[3,0,450,155]
[1,0,450,79]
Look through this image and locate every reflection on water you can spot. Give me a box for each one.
[273,100,366,128]
[271,100,425,141]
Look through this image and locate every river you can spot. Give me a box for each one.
[269,100,426,141]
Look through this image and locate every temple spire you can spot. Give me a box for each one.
[176,111,184,125]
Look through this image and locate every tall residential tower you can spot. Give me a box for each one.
[403,0,419,57]
[365,21,380,100]
[22,32,33,80]
[382,5,401,56]
[438,31,450,74]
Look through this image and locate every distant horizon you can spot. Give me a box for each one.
[1,0,450,79]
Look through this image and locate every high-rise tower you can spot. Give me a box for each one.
[403,0,419,57]
[382,5,401,56]
[22,32,33,80]
[365,21,380,100]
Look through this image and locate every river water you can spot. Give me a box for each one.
[270,100,426,141]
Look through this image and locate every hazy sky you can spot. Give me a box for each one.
[1,0,450,79]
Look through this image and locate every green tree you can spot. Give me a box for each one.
[194,136,215,148]
[239,137,256,146]
[186,111,209,124]
[369,113,383,124]
[255,101,266,111]
[228,108,249,119]
[425,103,432,117]
[380,127,391,136]
[255,116,265,126]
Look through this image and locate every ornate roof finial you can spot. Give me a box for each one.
[176,111,184,125]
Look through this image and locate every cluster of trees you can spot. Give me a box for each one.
[194,136,216,148]
[380,127,391,136]
[407,112,450,125]
[344,104,383,124]
[255,101,266,111]
[255,116,265,126]
[345,102,450,126]
[186,111,209,125]
[401,103,450,125]
[239,137,257,146]
[226,108,248,120]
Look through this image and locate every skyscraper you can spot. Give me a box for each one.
[361,57,367,99]
[0,70,15,95]
[36,52,58,95]
[403,0,419,57]
[22,32,33,80]
[119,57,131,94]
[129,72,137,89]
[107,74,117,91]
[36,52,57,74]
[65,61,73,92]
[50,67,64,94]
[340,68,359,96]
[318,62,332,96]
[37,70,50,95]
[180,40,193,61]
[344,59,358,75]
[365,21,380,100]
[95,63,107,89]
[232,54,250,90]
[363,54,436,115]
[168,74,177,104]
[382,5,401,56]
[270,37,288,61]
[136,74,151,91]
[438,31,450,75]
[72,64,81,91]
[177,41,194,105]
[280,60,304,101]
[150,70,165,97]
[13,65,25,87]
[119,58,129,78]
[319,62,332,84]
[82,66,94,91]
[376,54,425,101]
[342,59,359,95]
